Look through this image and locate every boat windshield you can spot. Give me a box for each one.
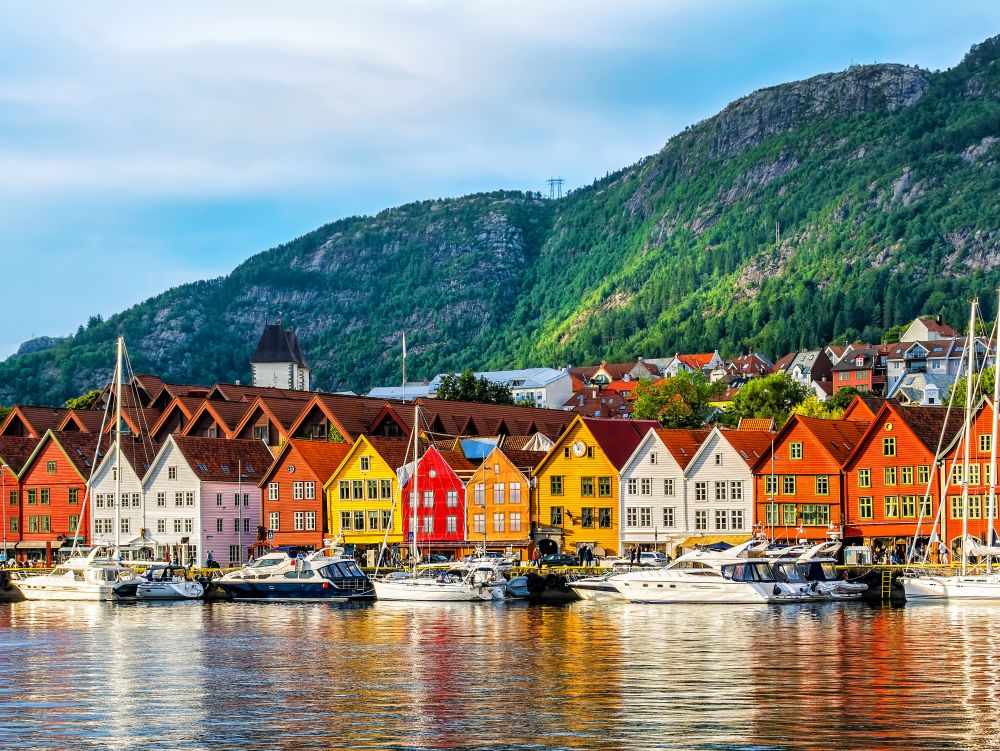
[775,563,809,583]
[248,557,286,569]
[721,562,779,583]
[798,561,838,582]
[326,561,364,579]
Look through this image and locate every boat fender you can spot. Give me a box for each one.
[323,582,330,589]
[526,574,546,594]
[544,573,558,588]
[556,575,568,590]
[772,584,781,596]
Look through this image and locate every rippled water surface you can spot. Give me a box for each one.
[2,599,999,750]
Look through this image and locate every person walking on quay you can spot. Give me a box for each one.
[531,547,540,568]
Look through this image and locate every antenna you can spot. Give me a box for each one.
[546,177,565,199]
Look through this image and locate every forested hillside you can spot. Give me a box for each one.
[3,35,999,406]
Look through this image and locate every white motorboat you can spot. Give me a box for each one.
[569,571,627,601]
[373,562,503,602]
[135,565,204,600]
[771,541,867,600]
[13,546,127,601]
[903,573,1000,601]
[216,547,373,601]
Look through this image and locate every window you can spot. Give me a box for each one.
[293,482,304,500]
[380,480,393,499]
[253,425,269,443]
[730,509,744,529]
[550,476,563,495]
[421,517,433,534]
[782,504,797,525]
[510,482,522,504]
[664,479,675,496]
[920,467,936,490]
[175,492,184,507]
[46,460,56,474]
[901,496,917,518]
[229,545,242,565]
[627,478,637,495]
[951,464,963,485]
[354,510,365,531]
[949,496,964,519]
[340,511,351,531]
[216,493,223,507]
[8,517,17,533]
[714,453,723,466]
[650,452,658,465]
[8,491,17,506]
[883,467,897,486]
[764,476,777,497]
[381,510,392,529]
[882,437,896,457]
[68,514,79,533]
[184,518,193,533]
[815,476,829,496]
[473,483,485,504]
[107,494,115,508]
[360,456,371,472]
[969,495,983,519]
[185,491,195,507]
[155,492,165,508]
[598,508,612,528]
[986,464,994,486]
[969,464,981,486]
[640,478,652,496]
[730,481,743,500]
[802,504,830,526]
[40,489,50,506]
[581,477,594,497]
[715,510,728,530]
[663,507,675,527]
[216,518,224,532]
[598,477,612,497]
[695,510,707,530]
[157,519,166,534]
[366,480,378,500]
[581,507,594,528]
[510,513,522,532]
[715,481,727,501]
[446,490,458,508]
[765,504,779,525]
[639,507,651,527]
[790,442,803,460]
[626,508,638,527]
[551,506,563,525]
[858,497,873,520]
[981,434,992,453]
[132,493,140,508]
[901,466,914,485]
[474,514,485,533]
[446,515,457,533]
[423,491,434,508]
[884,496,899,518]
[695,482,707,501]
[234,518,241,533]
[587,447,595,459]
[305,482,316,500]
[269,511,279,531]
[173,519,183,533]
[782,476,796,495]
[68,488,79,505]
[493,513,505,532]
[493,484,505,505]
[243,518,250,533]
[352,480,363,500]
[168,466,177,480]
[563,447,570,458]
[294,512,305,531]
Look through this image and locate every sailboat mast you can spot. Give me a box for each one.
[114,336,123,550]
[989,287,1000,574]
[411,405,419,567]
[962,300,977,576]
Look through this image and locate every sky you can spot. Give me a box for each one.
[1,1,998,358]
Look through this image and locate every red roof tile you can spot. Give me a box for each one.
[655,428,711,469]
[582,417,660,470]
[171,436,275,483]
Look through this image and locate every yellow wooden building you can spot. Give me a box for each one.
[532,415,658,557]
[464,446,544,559]
[324,435,411,552]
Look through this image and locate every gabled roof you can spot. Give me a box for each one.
[737,417,776,432]
[259,438,353,487]
[107,407,163,437]
[234,396,310,434]
[18,430,104,480]
[288,393,397,441]
[57,409,107,433]
[252,323,309,367]
[676,353,715,370]
[0,436,41,474]
[207,383,314,402]
[563,388,633,418]
[725,353,774,376]
[169,436,275,483]
[0,405,70,438]
[582,417,660,470]
[773,353,796,371]
[841,395,884,422]
[654,428,711,469]
[497,448,548,472]
[93,434,160,479]
[323,435,416,491]
[411,398,572,439]
[845,401,966,468]
[149,396,205,437]
[716,429,775,468]
[181,400,254,438]
[752,414,869,472]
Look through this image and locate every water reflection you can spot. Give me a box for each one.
[1,600,999,750]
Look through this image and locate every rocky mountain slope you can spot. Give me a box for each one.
[3,35,1000,406]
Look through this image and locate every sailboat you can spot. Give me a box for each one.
[903,292,1000,601]
[372,405,495,602]
[14,337,132,601]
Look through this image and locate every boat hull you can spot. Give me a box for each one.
[903,575,1000,601]
[373,579,493,601]
[570,579,626,601]
[16,580,117,601]
[137,581,204,600]
[215,580,374,601]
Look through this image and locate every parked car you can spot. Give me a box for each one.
[639,551,668,567]
[538,553,578,567]
[421,554,451,564]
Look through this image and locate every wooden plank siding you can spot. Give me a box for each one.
[464,447,533,556]
[325,436,404,551]
[18,439,89,554]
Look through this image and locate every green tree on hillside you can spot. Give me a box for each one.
[726,373,810,427]
[65,389,102,410]
[631,372,723,428]
[435,369,515,405]
[949,366,996,407]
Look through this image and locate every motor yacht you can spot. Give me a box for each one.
[13,547,128,601]
[216,548,373,601]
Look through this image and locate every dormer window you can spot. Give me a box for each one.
[854,356,864,367]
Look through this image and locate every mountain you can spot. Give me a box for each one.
[3,35,1000,407]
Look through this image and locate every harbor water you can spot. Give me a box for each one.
[1,600,998,751]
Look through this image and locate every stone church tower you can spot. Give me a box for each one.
[251,323,311,391]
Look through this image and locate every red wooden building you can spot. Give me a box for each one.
[752,415,869,542]
[17,431,101,562]
[0,436,40,557]
[258,439,352,550]
[842,402,964,546]
[401,446,476,556]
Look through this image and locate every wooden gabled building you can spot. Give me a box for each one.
[401,445,476,556]
[465,446,544,558]
[0,406,69,438]
[181,400,253,440]
[232,396,309,449]
[0,436,41,556]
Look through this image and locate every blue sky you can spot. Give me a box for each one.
[1,1,998,358]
